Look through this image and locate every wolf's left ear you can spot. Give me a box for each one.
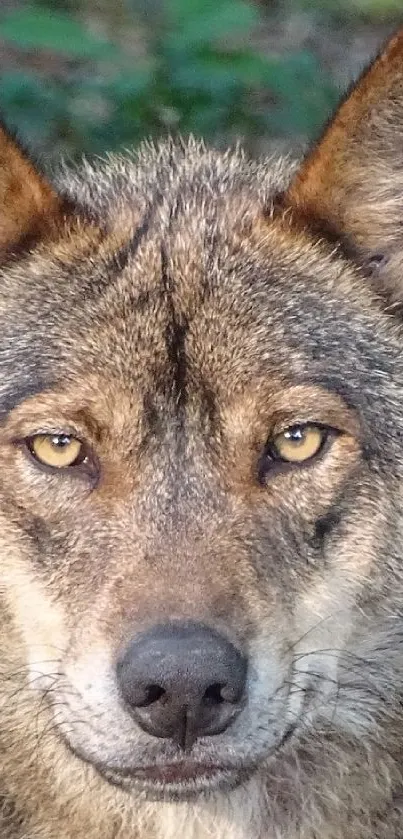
[0,123,61,256]
[284,29,403,301]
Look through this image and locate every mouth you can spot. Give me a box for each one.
[56,716,253,799]
[97,760,248,799]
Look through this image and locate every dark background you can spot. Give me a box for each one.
[0,1,401,163]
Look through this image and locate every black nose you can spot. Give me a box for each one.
[116,622,247,750]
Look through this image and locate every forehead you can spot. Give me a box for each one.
[0,142,396,408]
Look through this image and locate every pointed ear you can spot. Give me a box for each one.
[0,123,61,256]
[284,29,403,301]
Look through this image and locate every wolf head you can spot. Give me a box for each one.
[2,28,403,839]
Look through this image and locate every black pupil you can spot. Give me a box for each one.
[284,426,306,442]
[51,435,72,449]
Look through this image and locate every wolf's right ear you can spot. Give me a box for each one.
[0,123,62,257]
[283,29,403,303]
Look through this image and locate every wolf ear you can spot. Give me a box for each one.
[0,123,61,256]
[285,29,403,302]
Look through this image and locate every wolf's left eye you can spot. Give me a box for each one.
[27,434,87,469]
[267,424,329,465]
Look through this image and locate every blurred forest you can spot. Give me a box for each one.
[0,0,400,164]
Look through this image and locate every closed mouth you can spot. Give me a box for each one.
[98,760,246,798]
[56,717,248,797]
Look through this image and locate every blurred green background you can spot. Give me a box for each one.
[0,0,400,162]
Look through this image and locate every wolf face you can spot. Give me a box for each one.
[2,29,403,839]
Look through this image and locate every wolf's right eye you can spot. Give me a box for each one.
[27,434,87,469]
[258,423,333,483]
[270,424,326,463]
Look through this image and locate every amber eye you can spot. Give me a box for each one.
[270,424,327,464]
[27,434,86,469]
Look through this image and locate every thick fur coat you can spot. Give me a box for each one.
[2,28,403,839]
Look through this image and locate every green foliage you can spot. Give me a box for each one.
[0,7,119,58]
[297,0,401,19]
[0,0,341,159]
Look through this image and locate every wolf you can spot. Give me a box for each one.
[2,26,403,839]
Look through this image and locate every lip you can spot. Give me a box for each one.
[133,761,226,784]
[98,760,246,798]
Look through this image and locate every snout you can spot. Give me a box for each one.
[116,622,247,751]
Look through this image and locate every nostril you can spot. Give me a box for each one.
[138,684,166,707]
[202,681,243,705]
[203,682,226,705]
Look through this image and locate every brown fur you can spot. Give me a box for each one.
[0,124,62,254]
[2,29,403,839]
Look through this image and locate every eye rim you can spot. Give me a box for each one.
[23,431,95,475]
[258,422,338,483]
